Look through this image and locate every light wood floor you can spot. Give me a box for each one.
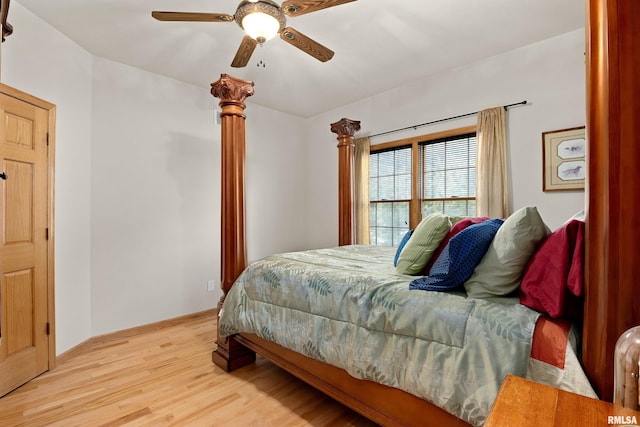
[0,310,377,426]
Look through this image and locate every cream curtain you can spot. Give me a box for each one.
[476,107,508,218]
[354,136,370,244]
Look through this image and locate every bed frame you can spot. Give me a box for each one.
[210,1,639,424]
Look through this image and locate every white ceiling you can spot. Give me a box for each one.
[16,0,585,118]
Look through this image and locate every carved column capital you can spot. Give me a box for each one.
[330,118,361,146]
[211,73,255,110]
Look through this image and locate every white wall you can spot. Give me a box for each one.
[245,104,309,262]
[2,2,93,354]
[305,29,586,249]
[90,57,222,335]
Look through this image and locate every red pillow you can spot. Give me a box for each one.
[422,217,489,274]
[519,219,584,319]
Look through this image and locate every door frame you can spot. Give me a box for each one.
[0,83,56,369]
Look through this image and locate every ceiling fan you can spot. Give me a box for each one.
[152,0,356,68]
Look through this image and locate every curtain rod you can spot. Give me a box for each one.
[369,100,528,138]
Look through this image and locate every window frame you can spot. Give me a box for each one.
[370,125,477,231]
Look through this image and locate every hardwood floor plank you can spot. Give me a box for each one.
[0,310,377,426]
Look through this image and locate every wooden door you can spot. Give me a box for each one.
[0,85,55,397]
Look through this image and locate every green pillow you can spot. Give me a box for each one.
[464,206,548,298]
[396,213,454,275]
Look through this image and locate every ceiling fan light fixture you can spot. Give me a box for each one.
[242,12,279,42]
[235,0,286,43]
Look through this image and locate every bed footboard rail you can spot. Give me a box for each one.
[235,333,470,427]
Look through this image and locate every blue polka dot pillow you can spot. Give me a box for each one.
[409,218,504,292]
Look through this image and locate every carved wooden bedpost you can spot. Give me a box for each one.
[211,74,256,371]
[330,118,361,246]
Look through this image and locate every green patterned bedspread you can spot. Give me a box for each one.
[219,245,540,426]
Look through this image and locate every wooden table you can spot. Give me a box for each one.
[485,375,640,426]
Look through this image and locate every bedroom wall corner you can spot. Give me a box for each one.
[90,57,223,336]
[244,103,309,262]
[302,118,340,249]
[1,1,93,354]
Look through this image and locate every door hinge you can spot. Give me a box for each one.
[46,228,49,240]
[46,322,50,335]
[46,133,50,146]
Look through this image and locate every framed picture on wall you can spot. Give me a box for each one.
[542,126,586,191]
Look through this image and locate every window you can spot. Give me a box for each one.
[369,147,411,246]
[369,128,477,246]
[421,133,477,217]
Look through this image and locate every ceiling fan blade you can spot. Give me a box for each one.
[151,11,234,22]
[231,36,258,68]
[280,27,334,62]
[282,0,356,17]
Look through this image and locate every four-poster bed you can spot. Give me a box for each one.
[210,0,640,424]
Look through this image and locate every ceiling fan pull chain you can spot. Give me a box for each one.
[256,44,266,68]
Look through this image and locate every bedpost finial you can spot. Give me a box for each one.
[330,118,361,137]
[211,73,255,105]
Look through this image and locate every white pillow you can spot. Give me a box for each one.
[464,206,548,298]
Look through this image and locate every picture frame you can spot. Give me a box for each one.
[542,126,586,191]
